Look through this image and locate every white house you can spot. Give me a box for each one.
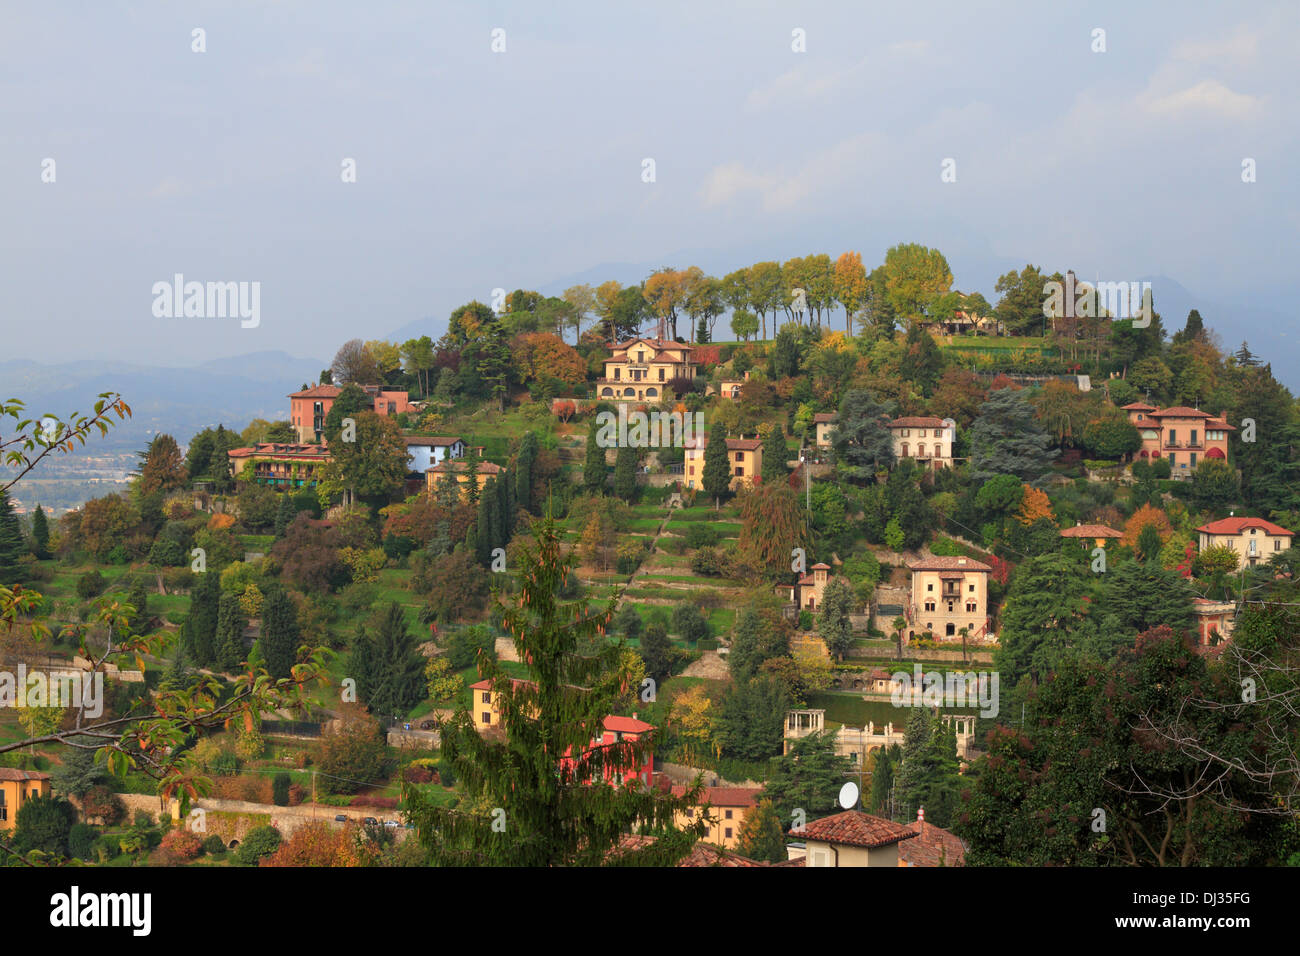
[887,417,956,470]
[404,436,465,475]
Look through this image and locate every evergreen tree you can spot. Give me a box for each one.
[403,515,707,865]
[30,504,49,559]
[702,428,732,510]
[365,602,426,723]
[894,709,962,827]
[215,593,248,672]
[969,388,1057,484]
[640,618,673,684]
[349,626,376,704]
[869,744,898,815]
[125,580,149,633]
[831,390,894,484]
[763,731,852,824]
[0,490,26,584]
[273,492,296,538]
[735,798,788,863]
[463,454,481,507]
[516,431,539,514]
[614,444,638,501]
[761,425,788,483]
[583,420,607,494]
[260,586,300,680]
[816,577,856,660]
[184,570,221,667]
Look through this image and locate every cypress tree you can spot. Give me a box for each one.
[702,428,732,510]
[464,455,481,507]
[349,625,376,704]
[260,586,300,680]
[273,492,296,538]
[30,504,50,559]
[215,593,248,672]
[365,601,426,723]
[185,571,221,666]
[583,420,607,494]
[761,425,788,483]
[614,445,638,501]
[516,431,538,515]
[497,465,513,545]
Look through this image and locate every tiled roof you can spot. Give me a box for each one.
[682,437,764,451]
[1121,402,1156,411]
[907,556,992,572]
[468,677,535,692]
[678,843,766,867]
[1204,418,1236,430]
[428,459,504,475]
[888,416,950,429]
[404,436,463,446]
[289,385,342,398]
[0,768,51,781]
[791,810,917,849]
[1151,406,1212,418]
[899,821,968,867]
[1060,524,1123,538]
[813,413,838,423]
[670,785,763,808]
[603,715,655,734]
[1198,516,1294,536]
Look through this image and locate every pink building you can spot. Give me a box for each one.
[289,384,412,443]
[1122,403,1234,476]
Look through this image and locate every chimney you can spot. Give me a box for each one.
[917,806,925,834]
[632,712,637,721]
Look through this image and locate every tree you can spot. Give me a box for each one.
[184,568,221,666]
[701,428,732,510]
[29,503,49,559]
[833,251,868,334]
[318,411,409,508]
[583,421,607,494]
[738,483,809,580]
[331,339,381,385]
[640,618,673,684]
[831,390,894,483]
[735,798,788,862]
[880,243,953,325]
[614,444,638,501]
[215,593,248,672]
[515,430,539,514]
[893,709,962,827]
[970,388,1057,483]
[136,433,187,495]
[762,731,852,825]
[670,603,709,644]
[364,602,427,723]
[1190,457,1239,511]
[514,332,586,386]
[869,744,898,814]
[994,552,1100,688]
[730,309,759,342]
[993,264,1048,336]
[12,793,77,856]
[816,577,856,660]
[318,706,389,794]
[714,675,790,761]
[403,515,707,866]
[260,586,300,680]
[610,285,650,341]
[0,490,25,584]
[728,600,792,684]
[51,736,106,797]
[761,425,789,483]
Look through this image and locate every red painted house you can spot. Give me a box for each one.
[290,384,412,443]
[1122,403,1234,476]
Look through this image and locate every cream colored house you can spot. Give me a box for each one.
[596,337,697,404]
[813,413,838,449]
[907,556,991,641]
[790,810,917,867]
[683,436,763,491]
[778,562,833,611]
[1196,516,1294,569]
[672,786,762,849]
[887,417,956,470]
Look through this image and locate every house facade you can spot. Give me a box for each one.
[1122,403,1234,476]
[404,436,465,475]
[672,786,762,849]
[682,436,763,491]
[596,337,697,404]
[814,412,838,449]
[778,562,833,612]
[887,417,955,470]
[790,810,918,868]
[289,384,412,443]
[425,458,504,497]
[1196,516,1294,568]
[0,768,51,831]
[906,556,991,641]
[1191,597,1236,648]
[227,442,332,488]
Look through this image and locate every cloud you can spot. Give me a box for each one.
[1141,79,1261,118]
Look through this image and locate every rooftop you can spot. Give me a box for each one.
[907,556,992,572]
[790,810,918,849]
[1198,516,1294,536]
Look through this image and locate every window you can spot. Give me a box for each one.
[918,429,927,438]
[480,712,491,724]
[1276,539,1283,551]
[725,809,733,819]
[1168,429,1176,444]
[968,584,975,592]
[1190,452,1197,467]
[918,444,926,457]
[725,827,733,840]
[966,602,977,613]
[481,692,490,703]
[735,467,744,477]
[927,583,933,592]
[901,442,909,457]
[735,452,743,462]
[924,601,935,612]
[658,368,665,381]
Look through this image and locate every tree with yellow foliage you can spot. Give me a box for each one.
[1121,503,1173,549]
[1015,485,1056,526]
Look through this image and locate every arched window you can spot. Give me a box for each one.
[918,443,927,457]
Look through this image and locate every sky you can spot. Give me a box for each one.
[3,1,1297,369]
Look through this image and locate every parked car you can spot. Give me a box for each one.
[363,816,379,826]
[383,820,401,828]
[334,814,347,822]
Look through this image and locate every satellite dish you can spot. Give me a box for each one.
[838,781,860,810]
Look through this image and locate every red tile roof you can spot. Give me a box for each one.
[428,459,504,475]
[813,413,838,422]
[0,768,51,781]
[1198,516,1294,536]
[677,843,766,867]
[1121,402,1156,411]
[468,677,535,692]
[289,385,342,398]
[1151,406,1212,418]
[603,715,655,734]
[404,436,464,446]
[899,821,967,867]
[791,810,918,849]
[907,556,992,572]
[670,785,763,808]
[1060,524,1123,538]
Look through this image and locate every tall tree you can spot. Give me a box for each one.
[701,429,732,510]
[761,425,789,483]
[403,515,707,865]
[260,586,300,680]
[0,490,25,584]
[969,388,1057,484]
[831,390,894,484]
[331,339,382,385]
[816,577,856,660]
[364,602,427,723]
[30,503,49,559]
[614,444,638,501]
[215,593,248,673]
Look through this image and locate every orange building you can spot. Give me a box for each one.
[0,768,51,831]
[1122,403,1234,476]
[682,435,763,490]
[227,442,332,488]
[289,384,412,443]
[672,786,762,849]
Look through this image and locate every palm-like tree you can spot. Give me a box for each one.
[891,616,907,661]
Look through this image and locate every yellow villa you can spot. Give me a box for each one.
[682,435,763,491]
[596,337,698,404]
[672,786,762,849]
[425,458,504,498]
[0,768,51,831]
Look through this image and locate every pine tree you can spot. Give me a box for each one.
[349,626,376,704]
[0,490,26,584]
[215,593,248,672]
[583,420,607,494]
[464,455,481,507]
[497,464,514,542]
[273,492,296,538]
[125,580,149,633]
[816,577,856,660]
[869,745,897,815]
[365,602,427,723]
[640,618,673,683]
[702,428,732,510]
[30,504,50,559]
[402,514,707,866]
[260,586,300,680]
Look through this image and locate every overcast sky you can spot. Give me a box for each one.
[3,1,1297,367]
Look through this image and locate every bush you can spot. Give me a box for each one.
[159,828,203,860]
[437,760,457,788]
[68,822,99,859]
[671,604,709,644]
[272,772,291,807]
[76,570,107,600]
[684,524,720,549]
[203,834,228,856]
[403,765,435,784]
[133,809,154,828]
[234,825,282,865]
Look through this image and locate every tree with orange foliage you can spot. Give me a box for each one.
[262,820,377,867]
[1015,486,1056,526]
[1121,503,1173,548]
[833,251,868,335]
[513,332,586,386]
